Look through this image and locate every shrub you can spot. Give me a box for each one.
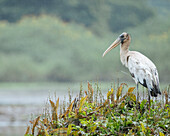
[25,83,169,135]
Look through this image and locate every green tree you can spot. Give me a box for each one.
[0,0,155,33]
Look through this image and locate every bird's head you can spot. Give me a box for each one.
[102,32,130,57]
[120,32,129,44]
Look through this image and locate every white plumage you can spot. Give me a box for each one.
[126,51,160,97]
[103,32,161,102]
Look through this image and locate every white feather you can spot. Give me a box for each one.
[125,51,159,92]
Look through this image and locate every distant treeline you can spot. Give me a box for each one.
[0,15,170,83]
[0,0,154,34]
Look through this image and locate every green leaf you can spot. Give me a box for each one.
[116,86,123,100]
[141,123,145,134]
[67,124,72,135]
[91,125,97,133]
[128,87,135,93]
[159,132,165,136]
[79,95,88,112]
[44,128,50,136]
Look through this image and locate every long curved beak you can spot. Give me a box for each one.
[102,37,121,57]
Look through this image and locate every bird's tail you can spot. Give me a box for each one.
[150,82,161,97]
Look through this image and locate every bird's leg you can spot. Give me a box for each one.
[136,83,139,108]
[148,89,151,111]
[136,83,139,102]
[153,97,155,109]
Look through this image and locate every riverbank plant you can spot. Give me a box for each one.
[25,82,169,136]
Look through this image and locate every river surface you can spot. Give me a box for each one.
[0,83,83,136]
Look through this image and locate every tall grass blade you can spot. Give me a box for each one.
[32,116,40,135]
[49,99,57,121]
[116,85,123,101]
[44,128,50,136]
[79,95,88,112]
[67,124,72,135]
[55,97,59,120]
[49,100,55,109]
[25,126,30,135]
[63,99,75,117]
[88,82,93,103]
[128,87,135,93]
[110,88,114,104]
[164,91,168,105]
[141,122,146,135]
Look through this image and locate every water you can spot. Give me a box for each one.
[0,83,79,136]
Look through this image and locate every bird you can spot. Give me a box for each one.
[102,32,161,106]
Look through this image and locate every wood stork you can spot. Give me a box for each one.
[102,32,161,105]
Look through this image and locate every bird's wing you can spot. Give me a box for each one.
[127,51,159,92]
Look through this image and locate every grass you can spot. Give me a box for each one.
[25,82,169,136]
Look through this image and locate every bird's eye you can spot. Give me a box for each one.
[120,35,124,38]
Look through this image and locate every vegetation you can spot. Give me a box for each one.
[25,82,169,135]
[0,0,154,34]
[0,14,170,82]
[0,15,112,82]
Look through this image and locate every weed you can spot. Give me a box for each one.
[25,82,169,136]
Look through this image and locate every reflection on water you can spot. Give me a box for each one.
[0,104,41,136]
[0,126,26,136]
